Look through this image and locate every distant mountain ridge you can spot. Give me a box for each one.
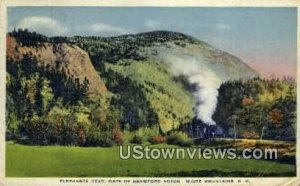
[71,30,258,79]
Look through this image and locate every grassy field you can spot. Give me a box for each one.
[6,142,295,177]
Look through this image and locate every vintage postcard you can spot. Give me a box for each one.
[0,0,299,185]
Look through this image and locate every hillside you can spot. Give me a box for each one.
[6,30,259,137]
[71,31,259,131]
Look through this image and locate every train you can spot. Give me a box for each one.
[180,118,224,139]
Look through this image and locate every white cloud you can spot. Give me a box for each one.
[190,22,232,31]
[144,20,231,32]
[90,23,131,35]
[215,23,231,30]
[145,20,162,29]
[16,16,68,36]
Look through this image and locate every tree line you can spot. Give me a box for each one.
[213,77,296,141]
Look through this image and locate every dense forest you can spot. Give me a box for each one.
[213,78,296,141]
[6,29,297,146]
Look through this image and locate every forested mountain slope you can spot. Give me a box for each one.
[6,30,263,145]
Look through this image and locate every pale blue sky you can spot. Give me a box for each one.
[8,7,297,78]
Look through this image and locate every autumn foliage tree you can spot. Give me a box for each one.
[268,108,283,127]
[242,95,255,106]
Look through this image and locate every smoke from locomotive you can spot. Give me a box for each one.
[160,55,222,125]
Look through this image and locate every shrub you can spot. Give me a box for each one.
[86,127,102,146]
[137,126,159,142]
[113,130,124,145]
[130,135,143,144]
[149,135,166,144]
[6,112,20,137]
[123,131,134,144]
[26,114,54,145]
[100,137,114,147]
[167,131,193,147]
[85,128,113,147]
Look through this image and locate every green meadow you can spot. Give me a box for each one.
[6,142,295,177]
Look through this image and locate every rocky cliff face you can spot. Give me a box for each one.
[7,36,107,96]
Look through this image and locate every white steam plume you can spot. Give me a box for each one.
[163,55,221,125]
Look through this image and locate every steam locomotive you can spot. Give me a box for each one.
[180,118,224,139]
